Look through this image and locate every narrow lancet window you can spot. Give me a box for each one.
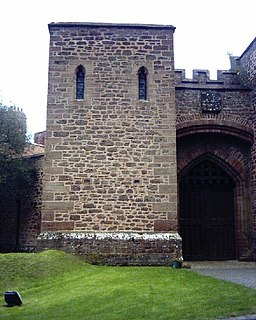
[76,65,85,99]
[138,66,148,100]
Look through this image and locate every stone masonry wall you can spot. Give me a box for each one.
[42,23,177,234]
[238,38,256,258]
[0,156,43,252]
[236,37,256,87]
[175,67,255,259]
[177,133,253,259]
[19,156,43,250]
[37,232,182,266]
[175,69,253,120]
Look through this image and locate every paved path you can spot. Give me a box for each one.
[188,261,256,319]
[194,267,256,290]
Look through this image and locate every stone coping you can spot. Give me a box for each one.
[38,231,181,241]
[48,22,176,30]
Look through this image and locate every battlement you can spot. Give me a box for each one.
[175,69,247,90]
[0,105,26,124]
[0,105,25,114]
[9,106,27,123]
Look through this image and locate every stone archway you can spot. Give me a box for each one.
[179,157,236,260]
[177,116,254,260]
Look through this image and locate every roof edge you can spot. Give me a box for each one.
[48,22,176,31]
[239,37,256,60]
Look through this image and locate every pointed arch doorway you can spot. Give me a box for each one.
[179,159,236,261]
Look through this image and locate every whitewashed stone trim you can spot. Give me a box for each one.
[38,231,181,241]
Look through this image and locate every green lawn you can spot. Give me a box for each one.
[0,250,255,320]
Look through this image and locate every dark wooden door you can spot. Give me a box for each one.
[179,160,236,261]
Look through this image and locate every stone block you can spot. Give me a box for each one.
[154,219,177,231]
[159,184,177,194]
[41,221,74,231]
[154,156,174,163]
[154,167,175,175]
[152,202,173,212]
[43,182,70,193]
[43,201,74,210]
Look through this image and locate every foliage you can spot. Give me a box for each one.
[0,104,27,157]
[0,103,37,196]
[0,250,256,320]
[0,156,38,197]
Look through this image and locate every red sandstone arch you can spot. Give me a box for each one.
[177,118,254,144]
[176,115,254,259]
[177,149,253,260]
[178,152,241,183]
[179,155,237,260]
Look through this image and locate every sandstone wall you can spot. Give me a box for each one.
[37,232,182,266]
[19,156,43,250]
[175,67,255,259]
[42,23,178,234]
[238,38,256,258]
[0,156,43,252]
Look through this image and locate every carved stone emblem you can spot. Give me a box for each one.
[200,91,221,113]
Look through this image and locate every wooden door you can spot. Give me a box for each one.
[179,160,236,260]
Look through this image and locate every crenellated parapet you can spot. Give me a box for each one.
[175,69,248,89]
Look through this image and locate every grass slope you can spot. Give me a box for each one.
[0,250,255,320]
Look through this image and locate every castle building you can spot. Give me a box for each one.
[39,22,180,264]
[1,22,255,264]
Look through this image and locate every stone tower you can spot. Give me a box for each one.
[39,23,181,264]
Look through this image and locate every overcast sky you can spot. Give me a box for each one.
[0,0,255,138]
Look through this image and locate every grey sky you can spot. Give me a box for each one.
[0,0,255,137]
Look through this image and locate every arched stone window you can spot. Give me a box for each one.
[76,65,85,99]
[138,66,148,100]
